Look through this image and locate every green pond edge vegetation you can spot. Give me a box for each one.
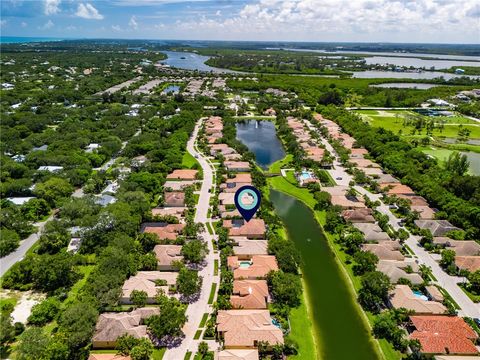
[266,156,400,360]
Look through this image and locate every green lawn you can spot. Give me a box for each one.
[269,154,293,173]
[152,348,166,360]
[182,151,199,169]
[199,313,209,328]
[206,222,214,235]
[208,283,217,304]
[194,330,202,340]
[268,176,316,208]
[213,259,219,276]
[184,352,192,360]
[459,284,480,303]
[63,265,95,308]
[288,286,318,360]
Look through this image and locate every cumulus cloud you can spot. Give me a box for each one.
[76,3,104,20]
[21,21,27,28]
[39,20,54,30]
[0,20,7,28]
[44,0,61,15]
[166,0,480,42]
[129,15,138,30]
[112,25,122,31]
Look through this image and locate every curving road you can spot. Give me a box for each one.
[163,119,220,359]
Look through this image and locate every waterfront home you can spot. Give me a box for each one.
[225,161,251,172]
[330,195,367,209]
[432,238,480,256]
[414,220,460,237]
[342,208,375,223]
[223,219,266,239]
[455,256,480,273]
[153,245,183,270]
[151,207,186,222]
[377,260,423,285]
[305,147,325,162]
[408,315,478,355]
[210,144,236,157]
[164,180,196,191]
[232,239,268,258]
[92,308,159,348]
[353,223,391,242]
[362,243,404,261]
[142,222,184,241]
[216,310,284,348]
[231,280,269,309]
[350,158,381,169]
[228,255,278,280]
[389,285,447,314]
[167,169,198,180]
[120,271,178,304]
[217,349,259,360]
[164,191,186,207]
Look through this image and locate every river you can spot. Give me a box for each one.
[236,119,379,360]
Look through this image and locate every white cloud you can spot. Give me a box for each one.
[44,0,61,15]
[21,21,27,28]
[0,20,7,28]
[76,3,104,20]
[112,25,122,31]
[129,16,138,30]
[39,20,54,30]
[163,0,480,43]
[66,25,76,31]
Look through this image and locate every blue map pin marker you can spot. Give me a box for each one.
[234,185,261,222]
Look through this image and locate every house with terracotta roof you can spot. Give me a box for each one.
[353,223,391,242]
[349,148,369,158]
[219,192,236,206]
[120,271,178,304]
[217,349,259,360]
[164,191,186,207]
[228,255,278,280]
[210,144,236,157]
[92,308,159,348]
[216,310,283,348]
[455,256,480,273]
[88,355,131,360]
[425,285,444,302]
[342,208,375,223]
[225,161,250,172]
[167,169,198,180]
[142,222,184,241]
[389,285,446,314]
[305,147,325,162]
[382,183,415,196]
[350,158,381,169]
[232,239,268,258]
[415,220,460,237]
[408,315,478,355]
[231,280,269,309]
[223,219,266,239]
[377,260,423,284]
[373,173,400,185]
[330,195,367,209]
[153,245,183,270]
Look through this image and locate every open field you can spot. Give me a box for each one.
[355,110,480,140]
[419,146,480,175]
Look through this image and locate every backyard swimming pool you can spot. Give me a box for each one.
[413,290,429,301]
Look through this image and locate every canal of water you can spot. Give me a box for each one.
[236,120,379,360]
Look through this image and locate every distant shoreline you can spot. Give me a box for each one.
[0,36,68,44]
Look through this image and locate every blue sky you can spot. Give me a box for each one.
[1,0,479,43]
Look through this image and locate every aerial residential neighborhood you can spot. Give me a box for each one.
[1,1,480,360]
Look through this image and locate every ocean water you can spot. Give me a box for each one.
[0,37,66,44]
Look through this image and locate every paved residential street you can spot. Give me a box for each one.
[164,119,220,359]
[304,119,480,318]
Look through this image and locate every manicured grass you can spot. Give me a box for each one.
[193,194,200,204]
[194,329,202,340]
[208,283,217,304]
[459,284,480,303]
[213,259,219,276]
[288,286,317,360]
[206,222,214,235]
[268,176,316,208]
[285,170,297,185]
[184,352,192,360]
[199,313,209,328]
[269,154,293,173]
[152,348,166,360]
[182,151,199,169]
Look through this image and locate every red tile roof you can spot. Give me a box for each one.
[409,316,478,355]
